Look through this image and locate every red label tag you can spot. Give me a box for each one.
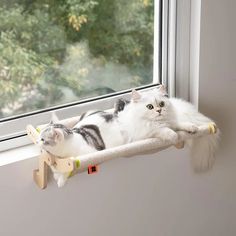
[88,165,98,174]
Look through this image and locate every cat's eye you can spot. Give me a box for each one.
[159,101,165,107]
[146,104,154,110]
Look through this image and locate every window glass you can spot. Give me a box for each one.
[0,0,154,119]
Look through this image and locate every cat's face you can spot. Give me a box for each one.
[129,86,171,121]
[39,125,64,147]
[38,114,70,150]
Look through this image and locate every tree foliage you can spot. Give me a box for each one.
[0,0,154,118]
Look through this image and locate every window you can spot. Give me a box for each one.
[0,0,166,151]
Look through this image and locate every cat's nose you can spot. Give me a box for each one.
[156,109,161,113]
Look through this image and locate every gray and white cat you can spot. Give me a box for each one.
[39,109,127,187]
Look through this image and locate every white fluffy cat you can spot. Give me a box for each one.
[119,86,219,172]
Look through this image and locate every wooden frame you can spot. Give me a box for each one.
[27,123,217,189]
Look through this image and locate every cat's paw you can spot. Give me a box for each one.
[170,132,178,143]
[56,174,67,188]
[184,124,198,134]
[187,125,198,134]
[53,172,60,181]
[160,129,178,143]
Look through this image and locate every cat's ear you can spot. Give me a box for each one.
[156,85,168,97]
[50,112,59,125]
[131,89,141,102]
[53,128,64,142]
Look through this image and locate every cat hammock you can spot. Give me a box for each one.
[26,123,217,189]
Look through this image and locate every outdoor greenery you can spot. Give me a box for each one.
[0,0,154,118]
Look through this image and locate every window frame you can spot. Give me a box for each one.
[175,0,201,104]
[0,0,200,153]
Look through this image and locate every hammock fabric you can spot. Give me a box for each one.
[26,123,217,189]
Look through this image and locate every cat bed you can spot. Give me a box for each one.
[26,123,217,189]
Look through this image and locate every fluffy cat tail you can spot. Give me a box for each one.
[187,130,220,172]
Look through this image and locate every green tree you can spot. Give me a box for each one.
[0,0,154,118]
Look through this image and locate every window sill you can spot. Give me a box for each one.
[0,144,40,167]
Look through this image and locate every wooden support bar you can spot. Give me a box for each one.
[27,124,75,188]
[53,157,75,173]
[33,152,49,189]
[26,125,40,144]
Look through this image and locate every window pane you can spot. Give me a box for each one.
[0,0,155,119]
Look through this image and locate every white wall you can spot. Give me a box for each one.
[0,0,236,235]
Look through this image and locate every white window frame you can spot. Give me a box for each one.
[162,0,201,103]
[0,0,201,154]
